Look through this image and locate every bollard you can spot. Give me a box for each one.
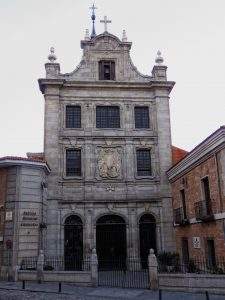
[205,291,210,300]
[58,282,62,293]
[22,280,25,290]
[159,289,162,300]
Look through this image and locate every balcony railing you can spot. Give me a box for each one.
[194,200,214,222]
[174,207,189,226]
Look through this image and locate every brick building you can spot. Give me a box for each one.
[168,126,225,262]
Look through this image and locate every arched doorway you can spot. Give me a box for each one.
[64,215,83,270]
[139,214,157,268]
[96,215,126,268]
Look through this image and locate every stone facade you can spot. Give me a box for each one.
[168,126,225,259]
[39,30,175,259]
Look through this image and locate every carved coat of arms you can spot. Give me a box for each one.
[98,148,121,178]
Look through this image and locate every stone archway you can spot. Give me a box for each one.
[139,214,157,268]
[96,214,126,268]
[64,215,83,270]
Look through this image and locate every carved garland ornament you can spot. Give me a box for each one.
[98,148,121,178]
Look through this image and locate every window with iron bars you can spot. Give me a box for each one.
[134,106,150,129]
[66,149,81,176]
[96,106,120,128]
[66,106,81,128]
[136,149,152,176]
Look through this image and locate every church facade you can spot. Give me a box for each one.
[38,22,175,264]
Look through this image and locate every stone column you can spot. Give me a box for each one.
[91,248,98,287]
[148,249,158,290]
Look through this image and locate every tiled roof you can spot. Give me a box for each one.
[172,146,188,165]
[0,156,45,163]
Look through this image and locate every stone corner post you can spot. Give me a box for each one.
[148,248,158,290]
[37,250,44,283]
[91,248,98,287]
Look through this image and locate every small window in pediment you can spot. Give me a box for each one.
[99,60,115,80]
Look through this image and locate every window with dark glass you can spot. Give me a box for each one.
[201,177,211,215]
[96,106,120,128]
[180,189,187,219]
[136,149,151,176]
[66,149,81,176]
[99,61,115,80]
[135,106,149,128]
[66,106,81,128]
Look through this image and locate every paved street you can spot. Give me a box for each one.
[0,282,225,300]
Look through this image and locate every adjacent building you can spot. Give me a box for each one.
[168,126,225,262]
[0,157,49,279]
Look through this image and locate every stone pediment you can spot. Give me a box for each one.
[57,32,152,82]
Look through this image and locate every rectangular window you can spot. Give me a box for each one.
[66,106,81,128]
[99,61,115,80]
[66,149,81,176]
[135,106,149,128]
[180,189,187,219]
[136,149,151,176]
[201,177,212,215]
[96,106,120,128]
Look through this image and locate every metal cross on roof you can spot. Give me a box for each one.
[100,16,112,32]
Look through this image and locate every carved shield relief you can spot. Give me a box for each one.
[97,148,121,179]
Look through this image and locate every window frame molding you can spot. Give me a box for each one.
[98,59,116,81]
[94,103,123,130]
[134,105,150,129]
[134,146,155,179]
[63,146,83,180]
[132,103,153,131]
[62,103,84,131]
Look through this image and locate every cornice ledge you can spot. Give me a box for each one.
[167,127,225,180]
[0,159,50,174]
[38,78,65,94]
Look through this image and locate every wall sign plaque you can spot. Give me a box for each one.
[20,210,39,228]
[193,237,201,249]
[5,211,13,221]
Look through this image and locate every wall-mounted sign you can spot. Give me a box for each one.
[193,237,201,249]
[5,211,13,221]
[20,210,39,228]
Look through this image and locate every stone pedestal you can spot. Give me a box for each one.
[148,248,158,290]
[91,248,98,287]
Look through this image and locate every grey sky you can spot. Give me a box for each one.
[0,0,224,156]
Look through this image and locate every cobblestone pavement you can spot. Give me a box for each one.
[0,282,225,300]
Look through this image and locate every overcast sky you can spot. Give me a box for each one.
[0,0,225,157]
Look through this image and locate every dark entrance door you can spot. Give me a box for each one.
[181,238,189,263]
[139,214,156,268]
[181,238,189,271]
[64,215,83,270]
[207,239,216,267]
[96,215,126,269]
